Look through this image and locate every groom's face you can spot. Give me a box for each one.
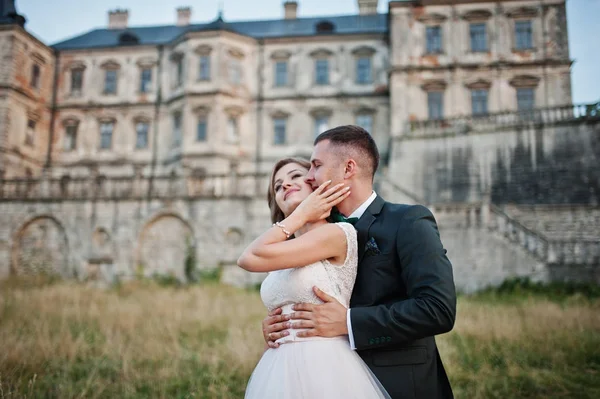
[305,140,345,190]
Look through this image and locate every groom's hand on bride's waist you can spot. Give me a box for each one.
[262,307,291,348]
[291,287,348,338]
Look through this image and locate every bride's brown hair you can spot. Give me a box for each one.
[268,157,311,223]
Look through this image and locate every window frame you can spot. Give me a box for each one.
[356,57,372,85]
[273,117,287,145]
[315,58,330,86]
[103,69,118,95]
[471,89,489,116]
[139,68,152,93]
[274,60,288,87]
[427,91,444,120]
[425,25,443,54]
[514,20,534,50]
[99,121,114,150]
[469,23,488,53]
[135,121,150,149]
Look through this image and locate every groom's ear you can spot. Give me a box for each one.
[343,159,358,179]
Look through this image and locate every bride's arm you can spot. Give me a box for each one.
[237,182,350,273]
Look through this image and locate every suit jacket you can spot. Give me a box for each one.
[349,196,456,399]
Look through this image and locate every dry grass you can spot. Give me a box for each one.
[0,277,599,398]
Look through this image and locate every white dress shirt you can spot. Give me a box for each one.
[345,191,377,350]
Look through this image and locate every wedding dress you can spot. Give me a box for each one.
[245,222,389,399]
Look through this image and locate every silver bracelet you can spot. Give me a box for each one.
[273,222,291,238]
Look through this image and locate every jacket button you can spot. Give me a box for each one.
[368,338,374,345]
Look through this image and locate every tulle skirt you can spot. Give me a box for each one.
[244,337,390,399]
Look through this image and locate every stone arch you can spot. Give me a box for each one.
[136,212,196,281]
[11,215,70,277]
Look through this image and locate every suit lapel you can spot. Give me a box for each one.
[355,195,385,264]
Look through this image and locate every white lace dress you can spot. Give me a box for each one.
[245,222,390,399]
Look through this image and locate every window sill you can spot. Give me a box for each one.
[424,51,445,56]
[512,47,536,52]
[197,78,211,82]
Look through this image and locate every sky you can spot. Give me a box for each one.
[15,0,600,104]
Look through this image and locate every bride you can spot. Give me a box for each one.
[237,157,389,398]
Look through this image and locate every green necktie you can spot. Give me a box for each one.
[330,208,359,225]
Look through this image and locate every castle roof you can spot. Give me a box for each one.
[52,13,388,51]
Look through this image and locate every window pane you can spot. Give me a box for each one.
[100,122,113,149]
[470,23,487,52]
[71,69,83,93]
[229,60,242,85]
[197,118,208,141]
[356,57,372,84]
[135,122,149,149]
[104,70,117,94]
[517,88,535,110]
[273,118,286,145]
[140,68,152,93]
[199,55,210,80]
[275,61,288,87]
[172,114,182,147]
[314,116,329,137]
[176,59,184,86]
[315,59,329,85]
[471,89,488,115]
[227,117,239,143]
[25,119,36,146]
[428,91,444,120]
[515,20,533,49]
[31,64,40,89]
[356,114,373,133]
[64,124,78,151]
[426,26,442,53]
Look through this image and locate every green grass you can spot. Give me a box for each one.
[0,277,598,398]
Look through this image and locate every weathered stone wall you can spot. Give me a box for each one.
[388,119,600,205]
[0,196,271,282]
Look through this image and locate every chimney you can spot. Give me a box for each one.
[176,7,192,26]
[357,0,378,15]
[283,1,298,20]
[108,9,129,29]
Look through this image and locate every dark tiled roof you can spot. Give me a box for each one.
[52,13,388,50]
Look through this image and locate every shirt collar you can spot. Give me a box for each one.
[348,191,377,219]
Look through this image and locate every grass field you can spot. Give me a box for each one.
[0,277,599,398]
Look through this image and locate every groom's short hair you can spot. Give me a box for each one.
[314,125,380,178]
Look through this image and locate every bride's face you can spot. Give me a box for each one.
[273,162,313,217]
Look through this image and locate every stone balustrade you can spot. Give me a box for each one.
[0,173,270,201]
[406,102,600,137]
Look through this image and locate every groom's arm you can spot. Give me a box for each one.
[350,205,456,351]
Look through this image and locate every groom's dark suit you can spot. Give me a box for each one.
[350,196,456,399]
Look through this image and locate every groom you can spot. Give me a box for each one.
[262,125,456,398]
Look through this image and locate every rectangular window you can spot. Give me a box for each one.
[30,64,40,89]
[172,113,182,147]
[227,117,239,143]
[100,122,114,149]
[470,23,488,52]
[356,57,372,84]
[64,124,78,151]
[427,92,444,120]
[229,60,242,85]
[356,114,373,134]
[273,118,286,145]
[71,69,83,95]
[315,59,329,85]
[517,88,535,110]
[426,26,443,54]
[140,68,152,93]
[197,117,208,142]
[471,89,489,116]
[274,61,288,87]
[104,70,117,94]
[199,55,210,81]
[176,59,184,87]
[314,116,329,137]
[515,20,533,49]
[25,119,35,146]
[135,122,149,149]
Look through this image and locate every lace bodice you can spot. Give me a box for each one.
[260,222,358,314]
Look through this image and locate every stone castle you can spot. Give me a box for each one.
[0,0,598,291]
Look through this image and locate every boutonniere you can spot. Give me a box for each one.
[364,237,381,256]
